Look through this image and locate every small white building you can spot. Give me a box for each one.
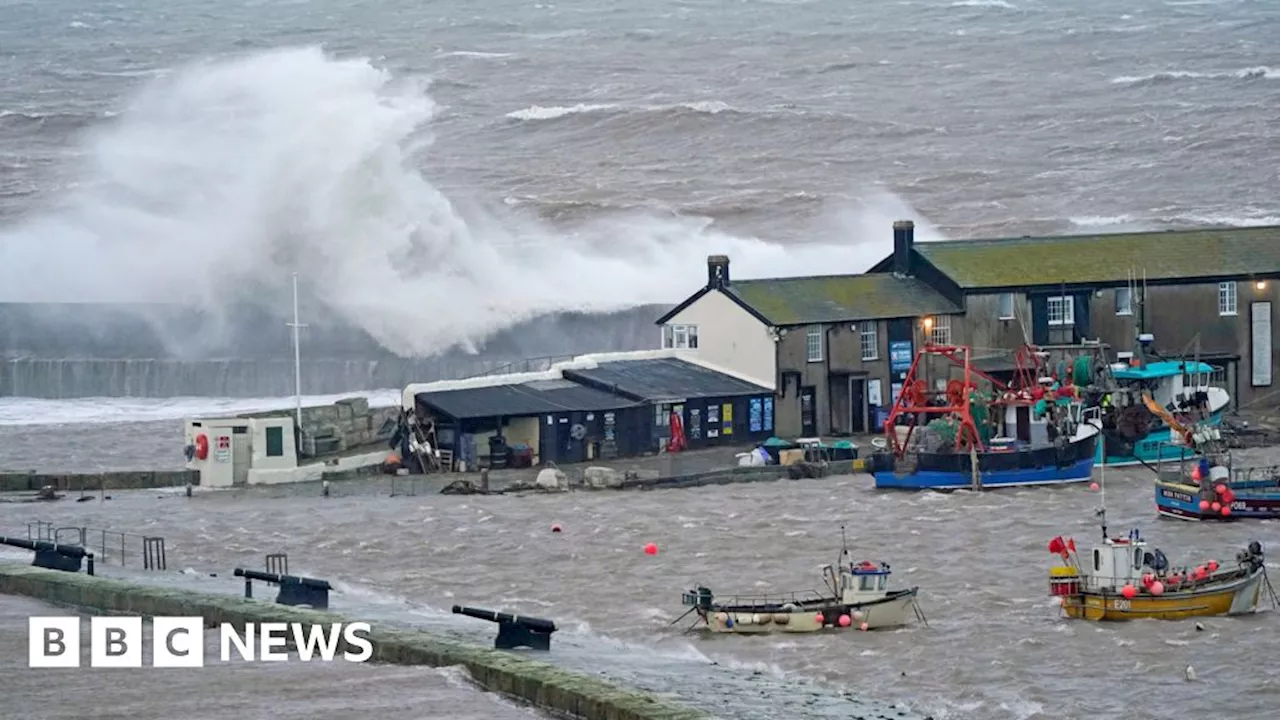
[183,409,388,488]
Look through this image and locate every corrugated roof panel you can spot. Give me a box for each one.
[565,358,770,402]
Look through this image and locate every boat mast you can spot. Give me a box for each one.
[1098,433,1108,540]
[287,272,308,431]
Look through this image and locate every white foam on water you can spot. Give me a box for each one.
[0,389,401,426]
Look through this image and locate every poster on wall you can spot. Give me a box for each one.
[868,379,883,406]
[215,436,231,463]
[891,383,903,405]
[890,341,913,372]
[722,403,733,435]
[749,398,763,432]
[689,408,702,440]
[763,397,774,431]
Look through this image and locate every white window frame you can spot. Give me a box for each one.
[1047,296,1075,326]
[929,315,952,345]
[997,293,1015,320]
[805,325,823,363]
[1219,281,1237,316]
[662,324,698,349]
[1115,287,1132,316]
[860,322,878,361]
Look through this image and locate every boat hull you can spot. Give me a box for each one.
[1092,409,1225,468]
[1060,568,1264,620]
[699,590,919,633]
[873,429,1098,490]
[1156,479,1280,521]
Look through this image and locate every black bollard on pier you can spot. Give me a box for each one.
[0,536,94,575]
[452,605,557,651]
[233,567,332,609]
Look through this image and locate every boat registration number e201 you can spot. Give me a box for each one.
[1112,599,1131,612]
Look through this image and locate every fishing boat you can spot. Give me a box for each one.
[1049,451,1269,620]
[1048,530,1267,620]
[676,535,922,634]
[1155,453,1280,521]
[1088,343,1229,467]
[869,343,1099,490]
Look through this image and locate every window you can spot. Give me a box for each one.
[860,323,878,361]
[997,293,1015,320]
[662,324,698,349]
[805,325,823,362]
[929,315,952,345]
[1115,287,1132,316]
[265,426,284,457]
[1047,295,1075,326]
[655,403,671,426]
[1219,281,1237,315]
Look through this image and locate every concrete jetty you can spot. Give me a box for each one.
[0,564,707,720]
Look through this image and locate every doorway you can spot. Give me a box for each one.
[800,386,816,436]
[850,379,867,433]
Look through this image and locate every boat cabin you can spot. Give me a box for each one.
[1082,537,1152,591]
[840,561,891,603]
[1110,359,1215,410]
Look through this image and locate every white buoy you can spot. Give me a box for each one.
[1184,664,1197,681]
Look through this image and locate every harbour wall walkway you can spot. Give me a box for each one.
[0,564,707,720]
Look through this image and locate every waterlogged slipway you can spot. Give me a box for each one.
[0,595,548,720]
[6,450,1280,720]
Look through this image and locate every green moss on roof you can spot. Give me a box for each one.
[918,226,1280,288]
[728,274,961,326]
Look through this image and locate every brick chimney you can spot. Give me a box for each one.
[707,255,730,289]
[892,220,915,277]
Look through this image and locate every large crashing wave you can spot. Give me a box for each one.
[0,46,943,357]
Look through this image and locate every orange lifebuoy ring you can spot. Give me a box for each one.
[195,434,209,460]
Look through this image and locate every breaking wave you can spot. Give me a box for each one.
[504,100,737,122]
[1110,66,1279,85]
[0,46,937,357]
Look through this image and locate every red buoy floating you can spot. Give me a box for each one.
[838,614,852,627]
[643,542,658,556]
[1211,501,1221,512]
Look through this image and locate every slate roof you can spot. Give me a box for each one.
[915,226,1280,289]
[564,358,770,402]
[725,274,962,326]
[413,378,637,420]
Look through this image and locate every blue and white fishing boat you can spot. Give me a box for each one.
[1086,334,1229,468]
[870,343,1100,490]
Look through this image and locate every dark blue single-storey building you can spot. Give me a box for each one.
[403,352,777,469]
[563,356,775,451]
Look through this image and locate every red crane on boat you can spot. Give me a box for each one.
[883,344,1010,459]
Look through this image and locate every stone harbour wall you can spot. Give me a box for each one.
[0,565,707,720]
[239,396,399,456]
[0,470,198,493]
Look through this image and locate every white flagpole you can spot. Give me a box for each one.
[287,272,308,430]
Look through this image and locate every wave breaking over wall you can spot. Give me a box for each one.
[0,46,935,362]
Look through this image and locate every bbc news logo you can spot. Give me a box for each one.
[29,617,373,667]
